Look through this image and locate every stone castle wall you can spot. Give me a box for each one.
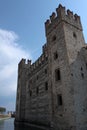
[15,4,87,130]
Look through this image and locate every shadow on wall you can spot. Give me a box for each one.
[14,125,48,130]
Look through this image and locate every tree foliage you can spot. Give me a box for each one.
[0,107,6,113]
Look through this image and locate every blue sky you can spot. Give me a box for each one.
[0,0,87,111]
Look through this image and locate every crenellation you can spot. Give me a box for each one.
[45,4,82,36]
[42,43,48,53]
[18,58,32,70]
[19,58,26,66]
[16,4,87,130]
[28,54,48,74]
[26,44,48,73]
[67,9,73,18]
[27,59,31,67]
[74,14,80,22]
[56,4,66,18]
[45,19,51,28]
[41,54,44,61]
[50,12,56,22]
[28,43,48,73]
[45,4,66,30]
[38,56,42,64]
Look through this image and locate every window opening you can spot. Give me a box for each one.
[52,35,56,41]
[30,90,32,97]
[45,69,47,74]
[81,67,83,71]
[54,52,58,60]
[45,82,48,91]
[57,94,63,106]
[73,32,77,38]
[81,73,84,79]
[55,69,61,81]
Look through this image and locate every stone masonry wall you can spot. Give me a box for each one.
[15,4,87,130]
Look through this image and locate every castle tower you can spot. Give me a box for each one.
[15,59,31,121]
[45,4,85,64]
[45,4,85,130]
[15,4,87,130]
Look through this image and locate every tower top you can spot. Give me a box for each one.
[18,58,31,69]
[45,4,82,36]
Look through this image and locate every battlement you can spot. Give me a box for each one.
[19,46,48,73]
[18,58,31,69]
[42,43,48,53]
[45,4,82,35]
[30,53,48,74]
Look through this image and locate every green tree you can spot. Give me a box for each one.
[0,107,6,114]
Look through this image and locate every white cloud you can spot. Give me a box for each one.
[0,29,31,99]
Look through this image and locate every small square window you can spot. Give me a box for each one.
[73,32,77,38]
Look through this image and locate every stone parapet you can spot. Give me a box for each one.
[45,4,82,36]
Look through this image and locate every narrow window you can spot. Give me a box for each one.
[54,51,58,60]
[81,67,83,71]
[45,82,48,91]
[45,69,47,74]
[52,35,56,41]
[57,94,63,106]
[73,32,77,38]
[55,69,61,81]
[30,90,32,97]
[81,73,84,79]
